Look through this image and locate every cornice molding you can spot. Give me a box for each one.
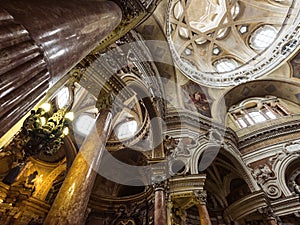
[89,187,153,211]
[238,118,300,150]
[224,191,268,221]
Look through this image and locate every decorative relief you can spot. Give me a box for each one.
[251,164,274,184]
[258,206,278,221]
[68,67,86,83]
[291,179,300,194]
[103,202,149,225]
[263,180,282,199]
[116,219,136,225]
[206,129,224,145]
[193,190,207,205]
[249,142,300,199]
[164,135,179,156]
[152,178,166,191]
[268,146,300,197]
[250,164,282,199]
[167,0,300,87]
[96,90,115,111]
[165,137,195,176]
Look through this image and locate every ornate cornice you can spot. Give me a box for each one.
[168,174,206,199]
[165,109,239,147]
[238,118,300,150]
[224,191,268,221]
[96,90,115,111]
[89,187,153,211]
[271,195,300,216]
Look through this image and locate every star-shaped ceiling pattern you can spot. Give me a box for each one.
[167,0,300,87]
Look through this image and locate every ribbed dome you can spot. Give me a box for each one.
[167,0,300,87]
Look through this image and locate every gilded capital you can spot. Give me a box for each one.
[96,90,114,111]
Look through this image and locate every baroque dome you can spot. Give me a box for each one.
[167,0,300,87]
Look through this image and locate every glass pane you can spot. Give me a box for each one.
[266,110,277,119]
[214,58,239,72]
[245,114,255,125]
[116,120,138,140]
[249,111,267,123]
[237,118,248,128]
[56,87,69,109]
[75,115,95,136]
[249,25,278,50]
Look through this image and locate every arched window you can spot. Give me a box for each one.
[249,25,278,51]
[74,114,96,136]
[228,96,290,129]
[214,57,239,72]
[56,87,70,109]
[115,119,138,140]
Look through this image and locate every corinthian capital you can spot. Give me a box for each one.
[194,190,207,205]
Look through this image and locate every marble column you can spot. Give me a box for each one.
[166,198,173,225]
[260,207,278,225]
[266,217,278,225]
[154,182,167,225]
[43,109,112,225]
[0,0,121,137]
[195,191,212,225]
[198,204,212,225]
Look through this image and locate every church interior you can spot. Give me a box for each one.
[0,0,300,224]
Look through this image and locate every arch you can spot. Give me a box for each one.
[189,139,259,192]
[273,151,300,197]
[121,74,165,158]
[223,173,242,197]
[226,178,251,205]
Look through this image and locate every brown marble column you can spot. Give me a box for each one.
[260,207,278,225]
[266,217,278,225]
[154,182,167,225]
[43,109,112,225]
[0,0,121,137]
[195,191,212,225]
[198,204,212,225]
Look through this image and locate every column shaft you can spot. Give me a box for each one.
[0,0,121,137]
[198,204,212,225]
[1,0,122,79]
[43,109,112,225]
[266,218,278,225]
[154,189,167,225]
